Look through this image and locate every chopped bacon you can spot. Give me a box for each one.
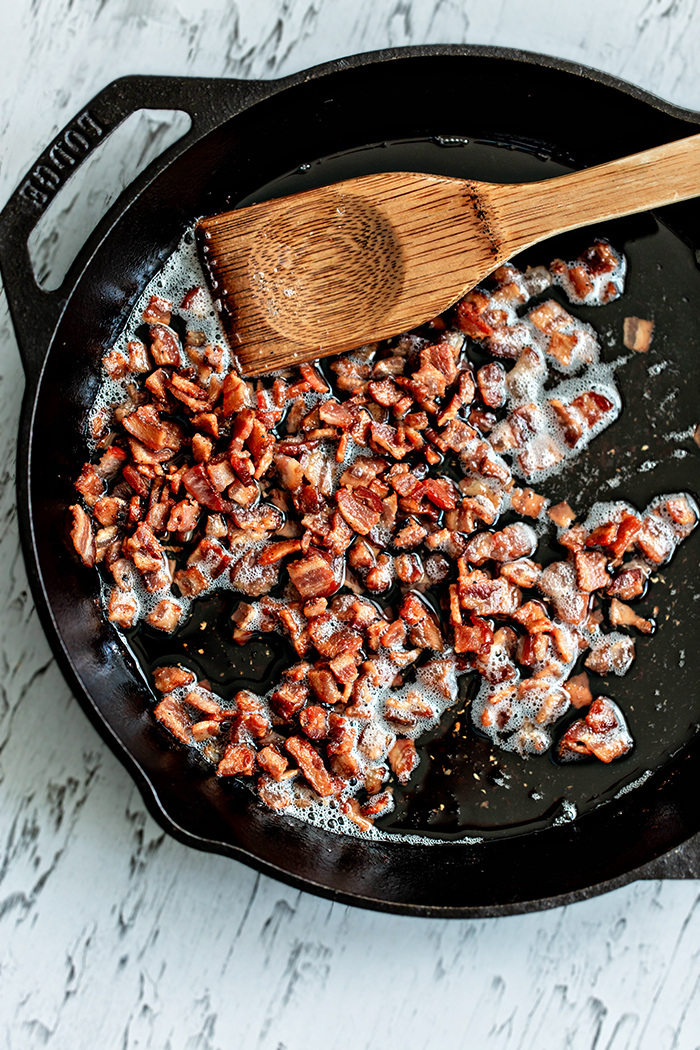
[563,672,593,709]
[574,550,610,592]
[476,362,506,408]
[149,324,182,367]
[68,504,96,566]
[218,744,256,776]
[388,738,419,784]
[288,552,339,599]
[285,736,336,796]
[122,405,183,452]
[336,487,381,534]
[609,598,654,634]
[154,695,191,743]
[153,665,194,692]
[142,294,172,325]
[147,600,182,633]
[108,587,137,628]
[606,567,646,601]
[623,316,654,353]
[558,697,632,763]
[548,501,575,528]
[74,463,105,507]
[257,745,288,780]
[510,487,547,518]
[585,635,636,676]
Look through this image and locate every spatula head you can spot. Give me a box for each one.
[196,172,505,376]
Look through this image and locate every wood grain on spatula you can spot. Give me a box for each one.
[196,133,700,377]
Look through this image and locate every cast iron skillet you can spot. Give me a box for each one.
[2,46,700,918]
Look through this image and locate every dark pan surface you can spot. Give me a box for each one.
[9,48,700,914]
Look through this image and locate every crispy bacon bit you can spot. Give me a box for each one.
[476,362,506,408]
[68,504,96,566]
[288,552,339,599]
[299,705,330,740]
[285,736,336,796]
[606,567,646,601]
[336,487,381,534]
[149,324,182,367]
[548,501,575,528]
[608,598,654,634]
[623,316,654,353]
[108,587,137,628]
[258,745,288,780]
[103,349,128,379]
[585,635,636,676]
[154,695,191,743]
[558,697,632,763]
[153,666,195,692]
[147,600,182,633]
[388,738,419,784]
[142,294,172,325]
[574,550,610,592]
[218,743,256,776]
[510,487,547,518]
[563,672,593,709]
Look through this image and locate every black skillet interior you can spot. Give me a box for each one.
[10,49,700,915]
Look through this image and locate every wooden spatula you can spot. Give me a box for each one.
[196,133,700,377]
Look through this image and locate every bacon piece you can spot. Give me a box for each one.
[458,567,521,617]
[609,598,654,634]
[636,514,675,564]
[336,487,381,535]
[538,561,588,624]
[153,666,195,692]
[128,339,151,372]
[218,744,257,776]
[455,296,493,339]
[549,399,585,447]
[149,324,182,367]
[548,501,575,528]
[147,600,182,633]
[388,738,419,784]
[393,520,428,549]
[270,680,309,721]
[103,348,128,379]
[68,504,96,566]
[570,391,614,428]
[369,422,411,459]
[124,522,164,573]
[558,697,632,763]
[606,567,646,601]
[108,587,137,628]
[623,316,654,353]
[510,487,547,519]
[285,736,336,796]
[166,500,199,533]
[585,635,636,676]
[476,362,506,408]
[180,464,231,513]
[122,404,183,452]
[563,672,593,709]
[74,463,105,507]
[500,558,541,588]
[142,294,172,325]
[299,705,330,740]
[575,550,610,592]
[308,669,343,706]
[222,373,253,415]
[154,695,191,743]
[424,477,457,510]
[288,552,339,599]
[257,745,288,780]
[94,496,126,527]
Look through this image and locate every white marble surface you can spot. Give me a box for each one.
[2,2,700,1047]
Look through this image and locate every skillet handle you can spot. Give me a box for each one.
[0,74,269,387]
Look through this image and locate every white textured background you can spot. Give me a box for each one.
[2,2,700,1048]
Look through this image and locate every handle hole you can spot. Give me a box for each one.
[28,108,192,291]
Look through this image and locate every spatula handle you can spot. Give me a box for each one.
[495,132,700,248]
